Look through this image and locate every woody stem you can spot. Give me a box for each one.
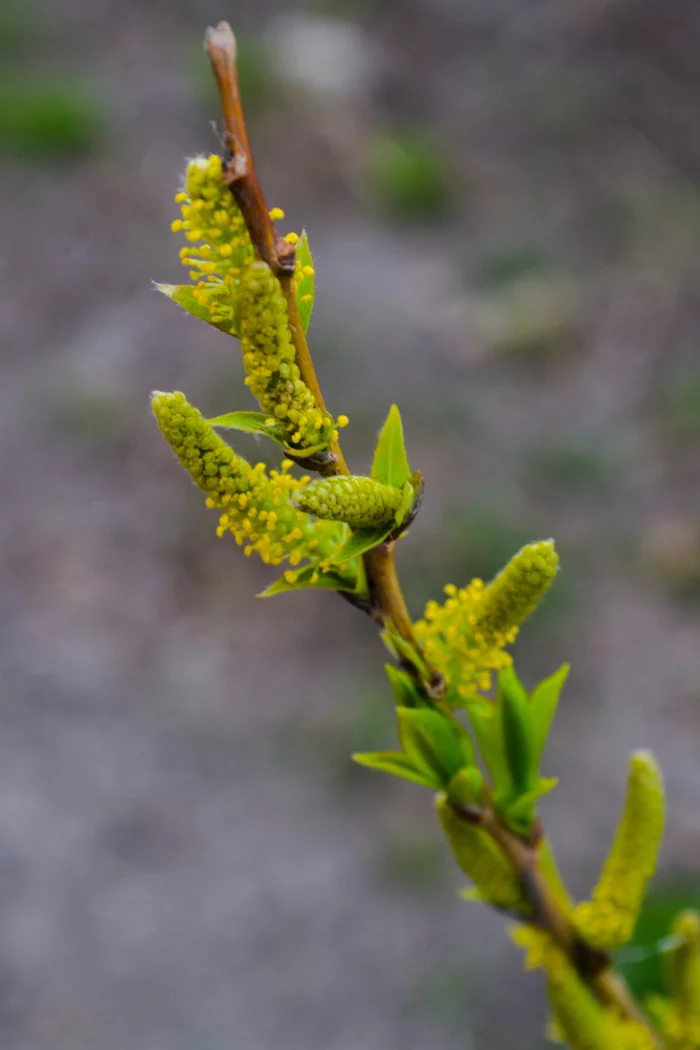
[205,21,432,682]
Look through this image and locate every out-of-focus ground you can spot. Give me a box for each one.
[2,0,700,1047]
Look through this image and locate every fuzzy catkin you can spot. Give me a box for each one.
[573,752,665,951]
[294,474,402,528]
[151,391,346,573]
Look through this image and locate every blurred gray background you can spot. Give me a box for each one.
[2,0,700,1047]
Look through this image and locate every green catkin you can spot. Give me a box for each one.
[546,964,657,1050]
[435,793,531,915]
[293,475,403,528]
[151,391,347,573]
[573,752,665,951]
[414,540,559,703]
[476,539,559,639]
[238,260,330,450]
[512,927,656,1050]
[665,911,700,1049]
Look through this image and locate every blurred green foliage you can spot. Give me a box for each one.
[0,79,101,159]
[522,439,612,494]
[661,367,700,438]
[363,128,457,223]
[617,880,700,1003]
[471,245,556,292]
[0,0,39,58]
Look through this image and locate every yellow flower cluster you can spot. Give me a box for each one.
[170,156,334,452]
[238,261,332,449]
[294,475,402,528]
[171,154,255,335]
[415,541,559,702]
[151,391,348,575]
[573,752,665,951]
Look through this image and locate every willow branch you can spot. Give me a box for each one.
[454,800,661,1043]
[204,22,433,683]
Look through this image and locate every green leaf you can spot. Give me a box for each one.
[499,666,536,798]
[155,283,236,337]
[208,409,287,445]
[385,665,428,708]
[371,404,411,490]
[381,623,429,679]
[295,230,315,334]
[282,440,330,458]
[258,564,356,597]
[330,521,395,564]
[352,750,441,789]
[530,663,569,765]
[394,479,416,526]
[464,699,510,794]
[502,777,558,828]
[396,707,474,787]
[447,767,484,808]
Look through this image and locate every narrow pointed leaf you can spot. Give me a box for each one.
[352,750,441,789]
[396,707,474,786]
[464,699,510,793]
[371,404,411,489]
[330,522,394,564]
[499,666,536,798]
[385,664,428,708]
[530,663,570,765]
[208,409,287,445]
[295,231,315,334]
[259,564,356,597]
[155,283,236,337]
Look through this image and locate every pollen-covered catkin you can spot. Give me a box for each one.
[414,540,559,703]
[294,475,402,528]
[435,793,530,915]
[151,391,347,574]
[573,751,665,951]
[171,154,255,333]
[238,261,331,450]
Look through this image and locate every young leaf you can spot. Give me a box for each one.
[258,564,357,597]
[381,624,429,679]
[464,699,510,794]
[499,666,536,798]
[352,750,441,789]
[396,707,474,786]
[208,409,287,445]
[155,283,236,337]
[371,404,411,490]
[330,522,395,564]
[295,231,315,334]
[394,478,416,526]
[385,664,428,708]
[501,777,558,833]
[530,663,570,765]
[447,767,484,808]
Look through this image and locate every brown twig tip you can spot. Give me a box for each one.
[204,21,236,61]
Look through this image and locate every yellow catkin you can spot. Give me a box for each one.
[435,793,530,914]
[238,261,330,450]
[172,154,255,334]
[294,475,402,527]
[665,911,700,1049]
[414,540,559,702]
[151,391,347,570]
[573,752,665,951]
[511,927,656,1050]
